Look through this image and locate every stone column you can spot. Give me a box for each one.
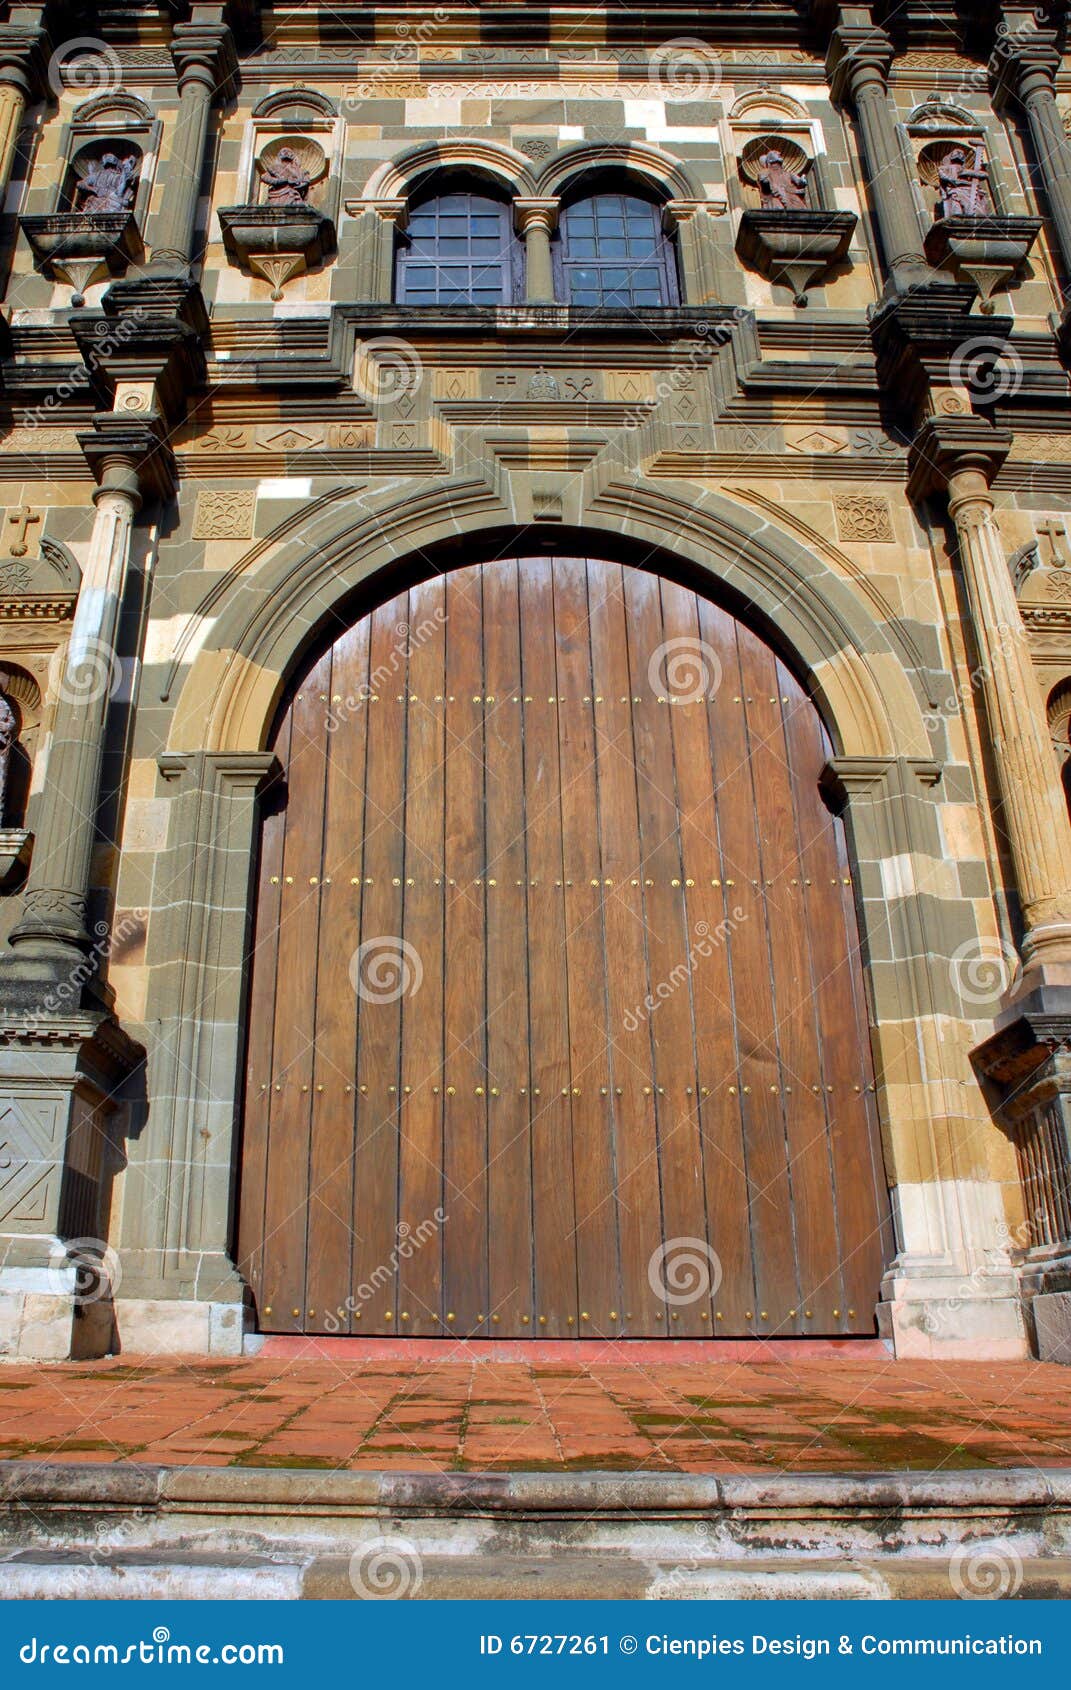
[514,198,559,304]
[5,454,141,992]
[992,21,1071,341]
[0,19,47,210]
[147,20,237,277]
[826,14,931,291]
[917,426,1071,970]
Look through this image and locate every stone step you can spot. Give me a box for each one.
[1,1552,1069,1602]
[1,1462,1069,1601]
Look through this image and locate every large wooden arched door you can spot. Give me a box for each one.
[237,557,891,1338]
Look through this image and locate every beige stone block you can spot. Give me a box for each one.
[122,797,170,853]
[125,758,158,800]
[114,1299,212,1356]
[940,802,986,863]
[110,963,149,1023]
[19,1293,78,1361]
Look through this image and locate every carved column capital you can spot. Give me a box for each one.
[826,22,894,107]
[907,416,1012,504]
[77,415,176,504]
[513,197,560,238]
[990,25,1061,110]
[0,20,50,101]
[170,21,239,103]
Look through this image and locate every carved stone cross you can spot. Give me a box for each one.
[6,506,39,558]
[1038,518,1071,571]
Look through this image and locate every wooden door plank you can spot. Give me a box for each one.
[554,557,620,1336]
[442,565,490,1333]
[350,605,409,1334]
[519,555,577,1334]
[623,568,709,1336]
[742,632,838,1333]
[398,580,447,1333]
[696,598,797,1331]
[305,621,370,1336]
[588,561,664,1336]
[660,579,754,1334]
[482,558,535,1331]
[259,656,331,1333]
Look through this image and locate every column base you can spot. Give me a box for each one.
[878,1264,1028,1360]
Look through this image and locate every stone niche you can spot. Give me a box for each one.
[19,91,157,305]
[734,132,856,307]
[218,88,341,299]
[911,116,1039,312]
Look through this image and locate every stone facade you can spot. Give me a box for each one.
[0,0,1068,1362]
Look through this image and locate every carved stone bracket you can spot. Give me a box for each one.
[217,204,336,300]
[20,213,144,307]
[735,208,856,306]
[923,214,1041,313]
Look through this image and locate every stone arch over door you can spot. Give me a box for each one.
[119,479,998,1354]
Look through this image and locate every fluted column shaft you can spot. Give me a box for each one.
[1009,51,1071,280]
[827,24,929,289]
[947,464,1071,963]
[148,23,235,274]
[10,460,141,963]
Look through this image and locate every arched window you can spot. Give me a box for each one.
[395,187,519,305]
[558,190,678,309]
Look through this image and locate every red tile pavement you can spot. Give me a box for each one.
[0,1343,1068,1474]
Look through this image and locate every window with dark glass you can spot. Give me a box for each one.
[395,191,518,304]
[559,193,678,308]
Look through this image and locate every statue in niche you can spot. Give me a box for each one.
[259,146,312,207]
[74,151,137,215]
[758,149,809,211]
[937,146,992,218]
[0,694,17,824]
